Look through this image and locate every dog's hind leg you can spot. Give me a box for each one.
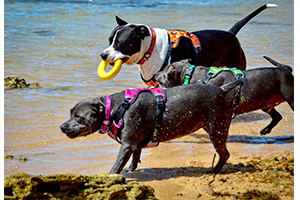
[109,143,134,174]
[126,148,142,172]
[261,107,282,135]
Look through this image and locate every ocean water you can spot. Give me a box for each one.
[4,0,294,176]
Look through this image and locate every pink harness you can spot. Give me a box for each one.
[99,88,166,148]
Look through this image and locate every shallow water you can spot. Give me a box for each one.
[4,0,293,177]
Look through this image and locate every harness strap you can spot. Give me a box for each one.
[202,67,245,84]
[183,65,196,85]
[100,88,166,148]
[141,74,160,88]
[101,96,111,132]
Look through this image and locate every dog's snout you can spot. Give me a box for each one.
[60,123,67,133]
[100,52,108,60]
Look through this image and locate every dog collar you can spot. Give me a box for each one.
[183,65,196,85]
[100,95,122,143]
[137,27,156,65]
[101,96,111,132]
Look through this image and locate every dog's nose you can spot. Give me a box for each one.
[100,52,108,60]
[60,124,67,133]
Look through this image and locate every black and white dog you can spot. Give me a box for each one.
[100,4,276,86]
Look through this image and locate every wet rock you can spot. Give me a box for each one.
[238,189,280,200]
[4,77,40,89]
[4,155,14,159]
[18,155,27,162]
[4,173,157,200]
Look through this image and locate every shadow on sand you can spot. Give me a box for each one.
[123,162,258,183]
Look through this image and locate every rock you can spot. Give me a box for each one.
[4,77,40,89]
[18,155,27,162]
[4,173,157,200]
[4,155,14,159]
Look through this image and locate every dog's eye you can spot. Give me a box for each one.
[75,115,85,124]
[116,42,122,46]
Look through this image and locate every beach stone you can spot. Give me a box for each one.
[4,173,157,200]
[4,77,40,89]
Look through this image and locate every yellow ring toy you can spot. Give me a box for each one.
[97,59,123,80]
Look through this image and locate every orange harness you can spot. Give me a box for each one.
[167,30,201,50]
[142,29,201,88]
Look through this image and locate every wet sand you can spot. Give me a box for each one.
[123,149,293,199]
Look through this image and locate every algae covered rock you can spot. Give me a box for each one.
[4,173,157,200]
[4,77,40,89]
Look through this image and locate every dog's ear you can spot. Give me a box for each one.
[134,26,150,38]
[186,59,192,64]
[91,98,104,115]
[91,104,103,114]
[116,16,128,26]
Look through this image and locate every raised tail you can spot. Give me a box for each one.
[220,79,245,94]
[228,4,277,35]
[263,56,293,73]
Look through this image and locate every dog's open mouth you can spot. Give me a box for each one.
[66,127,90,139]
[109,57,129,66]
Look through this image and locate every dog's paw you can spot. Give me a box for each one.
[260,128,271,135]
[122,166,136,173]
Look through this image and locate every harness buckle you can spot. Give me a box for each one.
[100,120,110,133]
[185,68,193,77]
[156,94,164,107]
[121,98,130,109]
[236,73,243,79]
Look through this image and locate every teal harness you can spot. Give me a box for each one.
[183,65,197,85]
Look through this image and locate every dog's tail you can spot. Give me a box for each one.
[220,79,245,94]
[228,4,277,35]
[263,56,293,73]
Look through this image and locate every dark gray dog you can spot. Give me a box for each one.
[155,56,294,135]
[60,80,244,174]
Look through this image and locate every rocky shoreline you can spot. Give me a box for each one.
[4,173,157,200]
[4,149,293,200]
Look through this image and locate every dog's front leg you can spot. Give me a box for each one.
[109,143,133,174]
[126,148,142,172]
